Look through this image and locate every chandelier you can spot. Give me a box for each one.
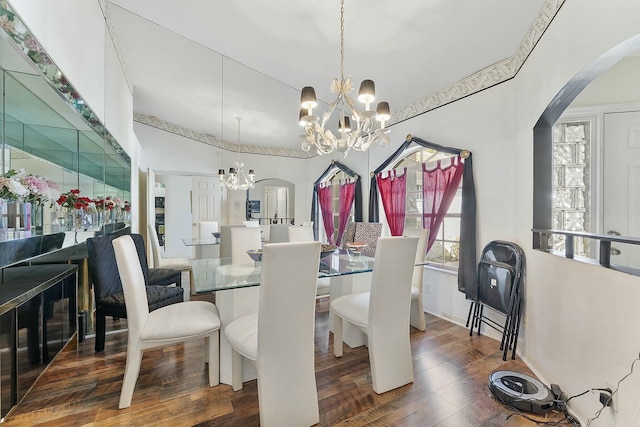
[299,0,391,157]
[218,117,255,191]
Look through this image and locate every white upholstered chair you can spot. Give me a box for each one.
[287,225,314,243]
[199,220,219,237]
[331,236,418,394]
[287,225,329,296]
[147,223,193,295]
[224,241,322,427]
[404,228,430,331]
[219,224,245,259]
[112,235,220,409]
[268,223,289,243]
[231,227,262,263]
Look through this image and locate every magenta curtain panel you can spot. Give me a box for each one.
[422,156,464,251]
[336,180,356,245]
[376,168,407,236]
[317,183,335,244]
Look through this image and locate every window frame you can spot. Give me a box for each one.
[385,146,462,269]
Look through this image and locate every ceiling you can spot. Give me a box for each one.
[106,0,547,153]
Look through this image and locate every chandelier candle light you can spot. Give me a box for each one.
[218,117,255,191]
[299,0,391,157]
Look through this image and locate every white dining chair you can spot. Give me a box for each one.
[331,236,418,394]
[287,225,314,242]
[231,226,262,263]
[199,220,219,236]
[224,241,322,427]
[219,224,245,259]
[404,228,430,331]
[268,223,289,243]
[286,225,330,296]
[147,223,193,296]
[112,235,221,409]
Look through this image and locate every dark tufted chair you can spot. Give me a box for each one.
[87,233,184,352]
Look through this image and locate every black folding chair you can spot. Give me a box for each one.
[467,240,525,360]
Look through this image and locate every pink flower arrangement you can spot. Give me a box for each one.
[21,172,59,204]
[95,196,129,211]
[0,169,58,204]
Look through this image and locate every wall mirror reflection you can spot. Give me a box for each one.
[540,47,640,271]
[246,178,295,225]
[0,32,131,246]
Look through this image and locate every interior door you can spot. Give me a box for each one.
[191,176,221,257]
[603,110,640,269]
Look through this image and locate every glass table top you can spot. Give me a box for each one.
[191,251,375,294]
[181,237,220,246]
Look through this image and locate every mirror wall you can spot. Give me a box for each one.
[0,30,131,245]
[246,178,295,224]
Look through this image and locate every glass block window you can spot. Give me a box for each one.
[551,120,592,255]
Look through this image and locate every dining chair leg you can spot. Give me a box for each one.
[369,335,414,394]
[119,348,143,409]
[331,311,343,357]
[231,348,243,391]
[410,296,426,331]
[208,332,220,387]
[95,313,106,352]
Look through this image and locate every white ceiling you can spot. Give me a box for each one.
[106,0,547,151]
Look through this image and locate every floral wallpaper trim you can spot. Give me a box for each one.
[133,112,311,159]
[134,0,565,158]
[392,0,566,123]
[0,0,130,163]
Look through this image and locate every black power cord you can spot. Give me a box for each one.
[488,352,640,426]
[585,353,640,427]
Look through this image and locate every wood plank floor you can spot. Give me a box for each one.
[4,297,568,426]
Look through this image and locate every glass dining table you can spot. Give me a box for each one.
[190,250,375,294]
[181,237,219,246]
[190,249,376,386]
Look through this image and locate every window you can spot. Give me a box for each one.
[320,169,354,244]
[390,147,461,268]
[551,119,593,256]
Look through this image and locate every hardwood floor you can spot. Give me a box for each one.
[4,297,568,426]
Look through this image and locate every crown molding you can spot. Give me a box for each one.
[392,0,566,123]
[133,113,311,159]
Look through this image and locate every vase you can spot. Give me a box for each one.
[0,199,7,240]
[97,210,105,228]
[83,204,98,230]
[114,207,123,223]
[65,207,84,231]
[31,203,44,234]
[5,201,31,237]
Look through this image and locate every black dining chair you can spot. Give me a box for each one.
[87,233,184,352]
